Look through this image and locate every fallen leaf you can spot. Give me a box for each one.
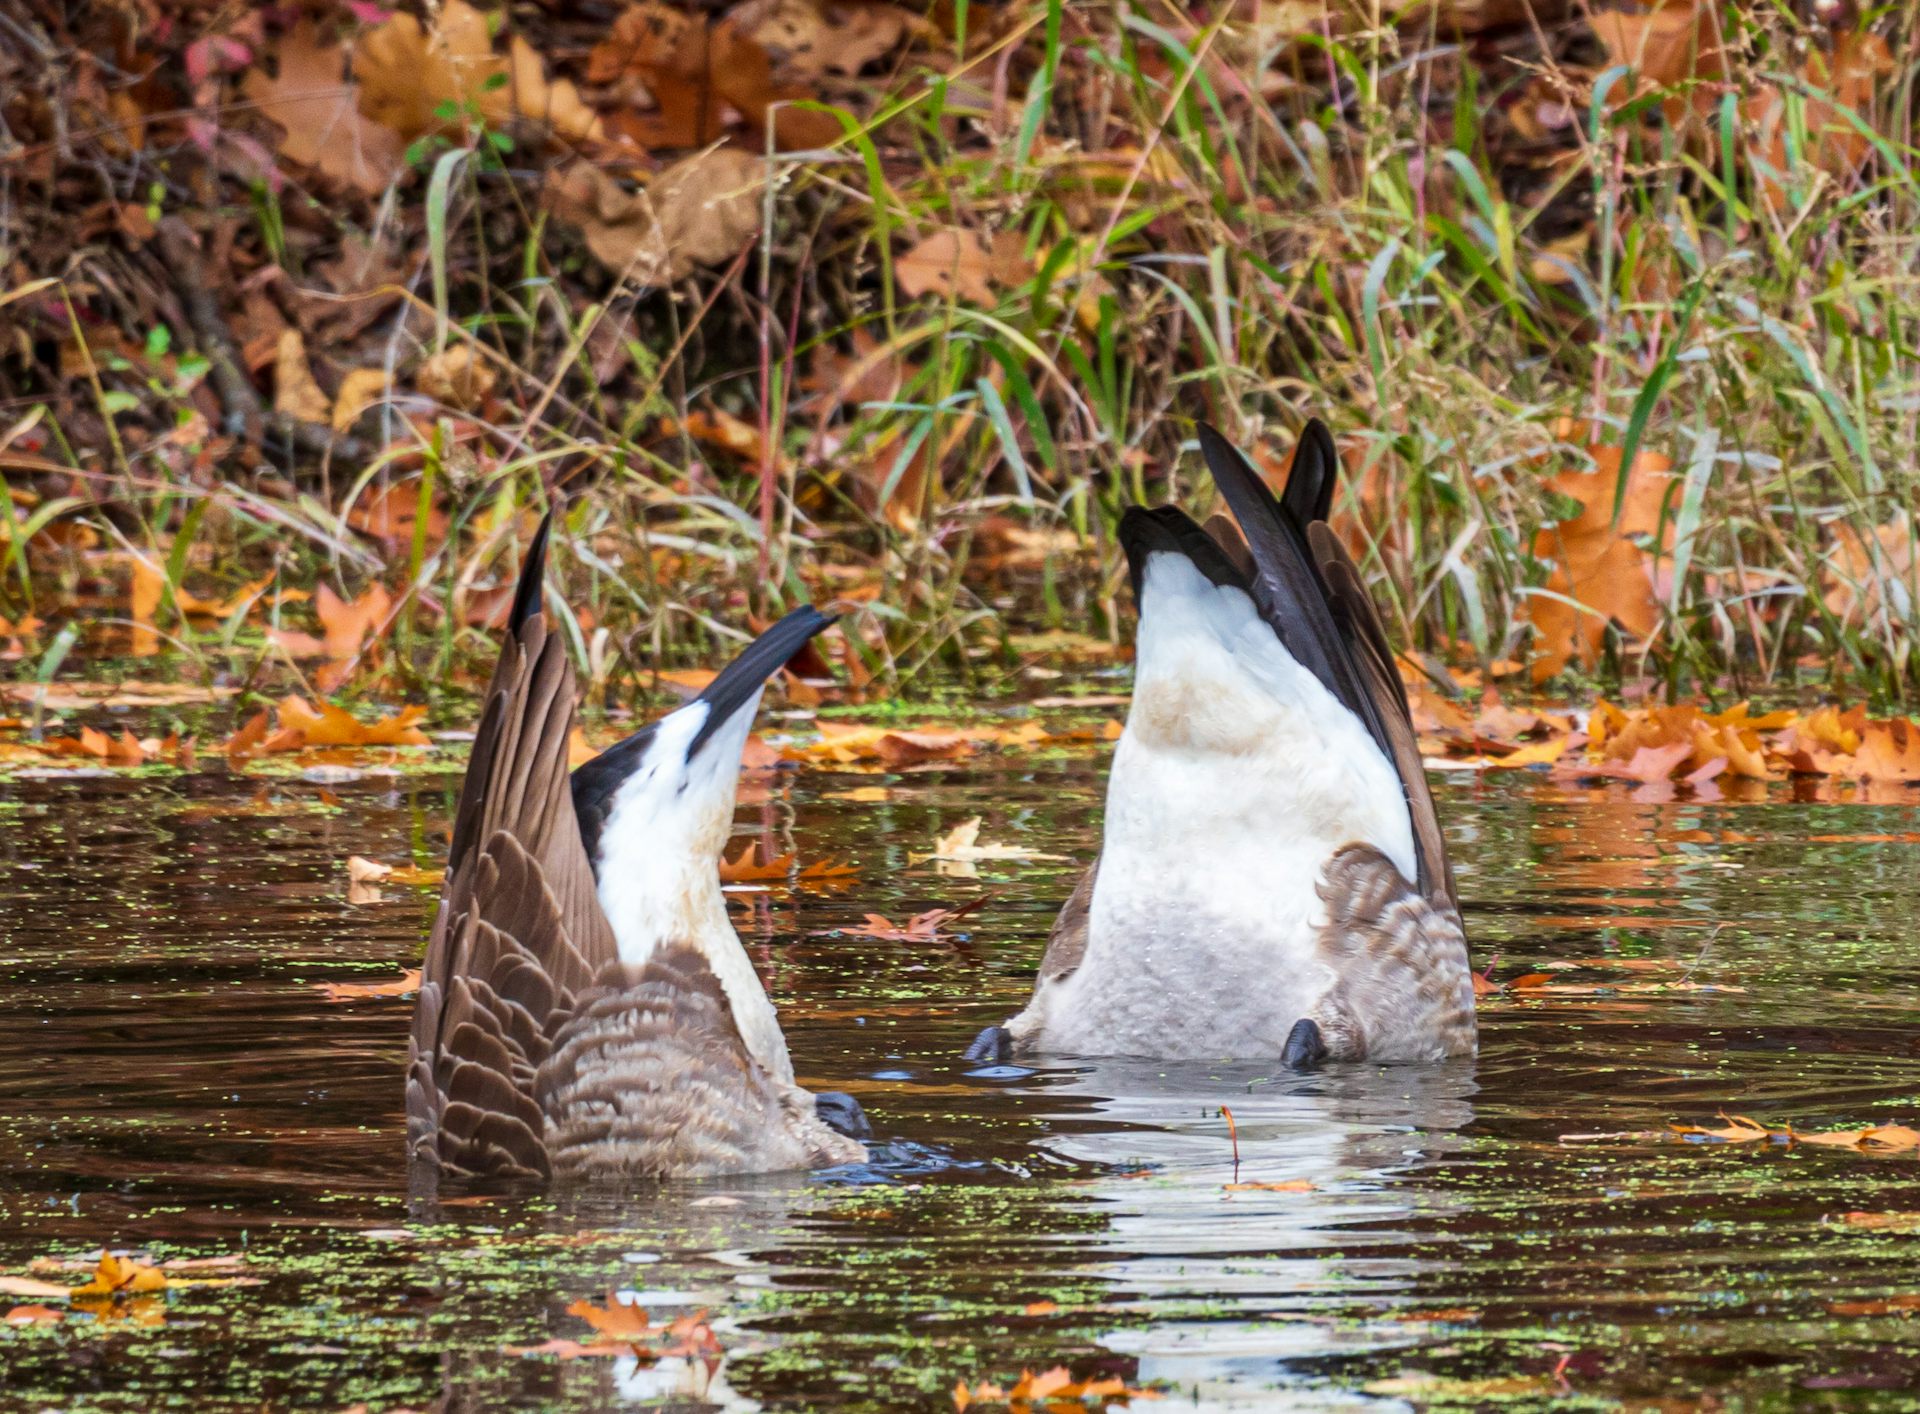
[915,816,1065,870]
[315,582,395,661]
[318,968,422,1001]
[566,1294,653,1340]
[1223,1179,1316,1192]
[347,856,444,886]
[1022,1299,1058,1316]
[1842,1212,1920,1233]
[332,368,391,432]
[129,556,163,656]
[0,1276,73,1299]
[719,844,797,882]
[241,21,407,195]
[71,1253,167,1298]
[897,229,1030,304]
[1828,1293,1920,1317]
[354,0,603,144]
[415,345,495,410]
[1524,436,1676,682]
[273,329,333,425]
[1671,1112,1774,1144]
[544,149,764,285]
[4,1304,63,1325]
[833,897,987,942]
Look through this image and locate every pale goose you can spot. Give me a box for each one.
[967,421,1475,1068]
[407,515,867,1182]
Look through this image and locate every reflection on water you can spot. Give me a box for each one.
[3,756,1920,1408]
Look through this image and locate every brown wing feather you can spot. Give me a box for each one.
[1310,845,1474,1063]
[537,945,860,1179]
[1306,523,1458,911]
[407,602,618,1181]
[1038,862,1097,987]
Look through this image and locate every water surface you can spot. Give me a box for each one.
[3,745,1920,1410]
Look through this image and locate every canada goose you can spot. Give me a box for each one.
[407,515,868,1182]
[967,421,1475,1068]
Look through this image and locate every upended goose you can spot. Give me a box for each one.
[967,421,1476,1068]
[407,516,867,1181]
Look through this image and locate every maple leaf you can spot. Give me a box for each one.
[566,1294,653,1340]
[1523,437,1676,683]
[71,1252,166,1298]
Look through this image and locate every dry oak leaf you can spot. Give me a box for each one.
[241,21,406,196]
[264,696,431,749]
[354,0,603,144]
[1524,437,1676,683]
[897,229,1031,305]
[1589,0,1728,127]
[544,149,764,284]
[274,329,333,425]
[919,817,1064,864]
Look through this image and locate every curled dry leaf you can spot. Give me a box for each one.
[415,345,496,411]
[331,368,390,432]
[273,329,333,425]
[544,149,765,285]
[918,817,1065,866]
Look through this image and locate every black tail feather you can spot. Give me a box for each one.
[509,509,555,634]
[1281,419,1338,527]
[1119,504,1252,607]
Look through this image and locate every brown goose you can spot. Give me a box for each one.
[967,420,1475,1068]
[407,516,867,1182]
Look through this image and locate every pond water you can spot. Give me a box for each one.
[3,739,1920,1410]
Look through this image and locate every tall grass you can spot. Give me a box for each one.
[6,0,1920,704]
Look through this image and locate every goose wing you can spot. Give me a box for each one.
[407,513,618,1181]
[1194,420,1454,908]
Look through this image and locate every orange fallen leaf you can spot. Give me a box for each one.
[129,557,164,656]
[1022,1300,1058,1316]
[5,1304,63,1325]
[833,898,986,942]
[346,856,445,887]
[1224,1179,1316,1192]
[71,1253,167,1298]
[1671,1112,1774,1144]
[270,697,430,749]
[566,1295,653,1340]
[315,583,395,662]
[718,845,797,882]
[318,969,422,1002]
[1842,1212,1920,1233]
[1524,437,1676,683]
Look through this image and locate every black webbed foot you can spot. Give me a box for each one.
[962,1025,1013,1065]
[1283,1018,1328,1071]
[814,1091,872,1140]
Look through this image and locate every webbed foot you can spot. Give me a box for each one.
[814,1091,872,1140]
[1283,1018,1328,1071]
[963,1025,1013,1065]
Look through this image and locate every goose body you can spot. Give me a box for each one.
[973,422,1475,1067]
[407,518,865,1182]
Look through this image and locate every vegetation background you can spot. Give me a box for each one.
[4,0,1919,718]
